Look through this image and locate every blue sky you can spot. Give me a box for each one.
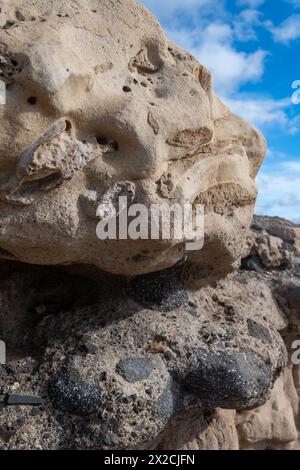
[141,0,300,223]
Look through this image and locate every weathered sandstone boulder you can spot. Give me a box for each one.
[0,0,297,453]
[0,0,265,286]
[237,368,299,450]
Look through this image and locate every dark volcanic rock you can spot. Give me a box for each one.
[48,367,101,416]
[184,349,272,410]
[127,265,188,311]
[116,357,154,383]
[247,319,272,345]
[0,216,293,449]
[241,256,264,274]
[158,381,178,422]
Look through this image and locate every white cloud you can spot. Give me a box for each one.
[270,15,300,43]
[167,23,267,95]
[223,95,291,127]
[234,9,262,41]
[266,148,290,159]
[166,19,297,134]
[280,161,300,172]
[200,45,266,94]
[256,161,300,223]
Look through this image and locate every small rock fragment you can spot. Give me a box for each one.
[116,357,154,383]
[247,319,272,345]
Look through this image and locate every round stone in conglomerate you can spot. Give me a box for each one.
[48,367,101,416]
[116,357,154,383]
[247,319,272,345]
[183,348,272,410]
[127,266,188,312]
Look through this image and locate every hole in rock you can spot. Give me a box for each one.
[27,96,37,105]
[96,136,119,151]
[3,21,16,29]
[65,120,72,131]
[97,136,108,145]
[122,86,132,93]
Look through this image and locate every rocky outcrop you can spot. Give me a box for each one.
[0,216,299,450]
[148,216,300,450]
[0,0,298,452]
[243,216,299,270]
[0,0,265,287]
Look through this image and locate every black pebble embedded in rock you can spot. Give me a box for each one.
[31,407,41,416]
[247,319,272,345]
[116,357,154,383]
[122,394,137,404]
[127,265,188,312]
[0,365,7,377]
[241,256,264,273]
[48,367,101,416]
[99,371,107,382]
[159,384,176,422]
[164,351,173,361]
[83,340,98,354]
[101,431,120,447]
[99,421,120,447]
[184,349,272,410]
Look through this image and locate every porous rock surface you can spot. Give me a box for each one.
[0,0,266,287]
[147,216,300,450]
[0,0,298,452]
[0,216,299,450]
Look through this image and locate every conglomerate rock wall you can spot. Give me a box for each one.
[0,0,298,451]
[0,216,299,450]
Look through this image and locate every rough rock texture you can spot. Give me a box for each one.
[243,215,299,270]
[0,0,265,287]
[0,216,299,450]
[147,216,300,450]
[0,0,298,452]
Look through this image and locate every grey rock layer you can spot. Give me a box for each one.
[1,216,296,449]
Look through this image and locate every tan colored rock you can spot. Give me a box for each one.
[246,216,300,262]
[0,0,265,285]
[277,281,300,332]
[255,217,300,255]
[244,231,293,269]
[146,409,239,450]
[237,368,299,450]
[257,234,293,269]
